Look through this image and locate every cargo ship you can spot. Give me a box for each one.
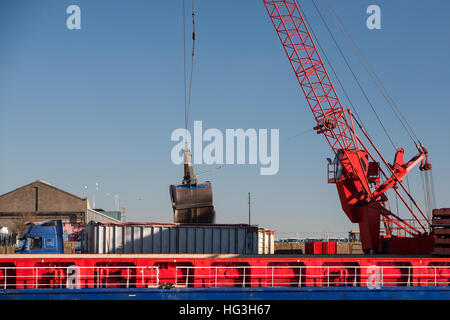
[0,220,449,300]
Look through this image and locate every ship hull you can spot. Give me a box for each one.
[1,286,449,300]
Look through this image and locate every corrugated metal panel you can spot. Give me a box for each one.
[84,222,274,254]
[0,233,15,246]
[85,209,120,223]
[257,229,275,254]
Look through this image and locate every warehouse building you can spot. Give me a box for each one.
[0,180,119,234]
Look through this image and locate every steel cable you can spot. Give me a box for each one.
[296,1,368,135]
[183,0,196,146]
[323,0,421,145]
[311,0,397,150]
[186,0,196,134]
[183,0,188,142]
[296,1,372,190]
[322,0,437,228]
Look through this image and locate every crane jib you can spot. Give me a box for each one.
[263,0,356,151]
[262,0,370,196]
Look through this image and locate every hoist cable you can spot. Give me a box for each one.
[298,1,391,195]
[297,1,369,137]
[406,175,413,212]
[429,170,437,211]
[183,0,196,145]
[422,171,433,220]
[395,190,400,218]
[425,171,432,218]
[183,0,188,142]
[419,172,427,218]
[186,0,196,132]
[308,0,432,231]
[311,0,397,151]
[423,170,437,220]
[287,128,314,141]
[322,0,419,146]
[297,1,374,189]
[322,0,436,229]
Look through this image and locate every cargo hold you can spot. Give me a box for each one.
[83,221,274,254]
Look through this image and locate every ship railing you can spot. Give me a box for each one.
[1,265,449,289]
[175,265,450,288]
[380,219,431,237]
[0,266,160,289]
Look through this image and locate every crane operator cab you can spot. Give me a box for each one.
[327,151,343,184]
[327,150,380,186]
[170,149,216,223]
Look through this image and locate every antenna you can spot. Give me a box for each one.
[121,207,126,222]
[248,192,251,225]
[93,182,99,209]
[114,194,120,211]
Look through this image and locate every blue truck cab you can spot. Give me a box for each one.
[15,219,64,254]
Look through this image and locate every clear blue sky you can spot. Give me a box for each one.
[0,0,449,238]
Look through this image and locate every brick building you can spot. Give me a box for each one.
[0,180,118,233]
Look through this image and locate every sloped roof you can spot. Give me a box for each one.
[0,180,87,201]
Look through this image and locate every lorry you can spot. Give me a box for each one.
[15,219,64,254]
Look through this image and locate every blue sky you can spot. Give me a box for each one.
[0,0,449,238]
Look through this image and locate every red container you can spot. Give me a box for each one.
[304,242,337,255]
[325,242,337,255]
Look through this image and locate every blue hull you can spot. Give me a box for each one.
[1,287,449,300]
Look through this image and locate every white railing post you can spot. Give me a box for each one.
[434,267,437,286]
[186,267,189,288]
[174,267,178,287]
[156,267,160,286]
[215,267,218,288]
[271,267,274,287]
[407,266,411,287]
[327,267,330,287]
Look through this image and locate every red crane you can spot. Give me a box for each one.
[262,0,434,253]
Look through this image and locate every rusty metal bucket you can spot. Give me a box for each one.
[170,182,215,223]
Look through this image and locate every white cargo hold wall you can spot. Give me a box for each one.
[84,222,275,254]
